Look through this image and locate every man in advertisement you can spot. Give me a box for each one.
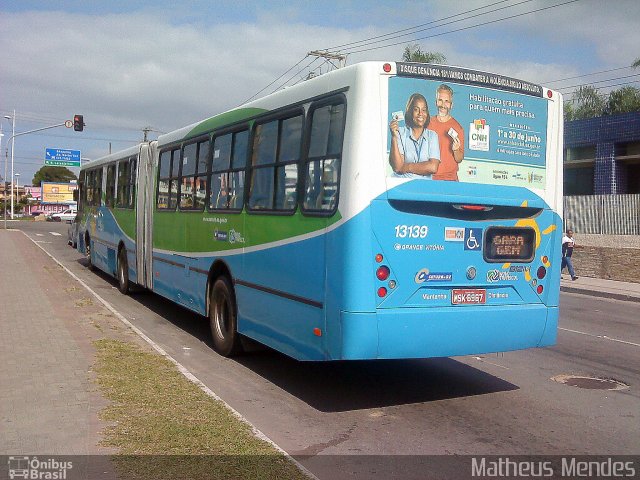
[429,84,465,181]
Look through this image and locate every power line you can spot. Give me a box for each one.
[544,66,634,85]
[240,55,312,105]
[244,0,584,101]
[267,56,324,96]
[325,0,515,51]
[343,0,581,55]
[558,73,640,91]
[334,0,537,54]
[562,80,640,101]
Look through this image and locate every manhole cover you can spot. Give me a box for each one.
[551,374,629,391]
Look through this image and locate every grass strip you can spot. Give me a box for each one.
[94,338,308,479]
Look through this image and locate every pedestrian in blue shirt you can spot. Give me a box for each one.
[389,93,440,178]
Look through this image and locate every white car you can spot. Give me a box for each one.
[49,208,77,222]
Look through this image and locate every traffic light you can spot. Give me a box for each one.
[73,114,84,132]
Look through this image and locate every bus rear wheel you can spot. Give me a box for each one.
[209,276,243,357]
[117,248,130,294]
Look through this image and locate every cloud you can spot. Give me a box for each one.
[2,2,638,182]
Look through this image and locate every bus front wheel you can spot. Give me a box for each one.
[85,236,95,271]
[209,276,243,357]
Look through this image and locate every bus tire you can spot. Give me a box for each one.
[86,236,95,271]
[117,248,130,294]
[209,276,243,357]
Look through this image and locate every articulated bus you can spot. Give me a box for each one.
[76,61,563,361]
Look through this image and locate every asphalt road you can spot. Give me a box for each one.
[12,221,640,479]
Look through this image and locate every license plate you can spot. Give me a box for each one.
[451,289,486,305]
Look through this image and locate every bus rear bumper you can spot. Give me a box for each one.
[339,305,558,360]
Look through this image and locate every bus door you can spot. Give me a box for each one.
[135,142,155,289]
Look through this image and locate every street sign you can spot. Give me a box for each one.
[64,120,73,128]
[45,148,81,167]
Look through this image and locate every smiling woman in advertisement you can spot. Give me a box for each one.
[388,92,440,179]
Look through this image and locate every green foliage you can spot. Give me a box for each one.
[606,86,640,115]
[32,166,77,186]
[565,85,606,121]
[565,58,640,121]
[402,44,446,64]
[565,84,640,121]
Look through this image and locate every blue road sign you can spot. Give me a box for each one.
[45,148,81,167]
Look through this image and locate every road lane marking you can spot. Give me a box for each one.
[49,232,62,236]
[559,327,640,347]
[36,233,44,236]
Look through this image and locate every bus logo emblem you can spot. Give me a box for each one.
[445,227,464,242]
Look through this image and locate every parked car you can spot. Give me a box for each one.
[48,208,77,222]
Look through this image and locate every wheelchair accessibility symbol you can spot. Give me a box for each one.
[464,228,482,251]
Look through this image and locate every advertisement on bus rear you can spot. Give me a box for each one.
[387,64,548,187]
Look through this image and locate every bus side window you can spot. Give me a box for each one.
[106,164,116,207]
[116,159,129,208]
[180,142,198,210]
[249,121,277,210]
[157,150,172,209]
[248,114,302,212]
[303,101,345,213]
[210,133,232,210]
[128,156,137,208]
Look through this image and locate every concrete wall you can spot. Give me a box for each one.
[568,234,640,284]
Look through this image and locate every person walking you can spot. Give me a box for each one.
[561,229,579,280]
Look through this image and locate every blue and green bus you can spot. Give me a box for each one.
[76,61,563,360]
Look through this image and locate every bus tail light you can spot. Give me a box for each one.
[537,266,546,279]
[376,266,390,281]
[453,204,493,211]
[377,287,388,297]
[537,285,544,294]
[375,253,384,263]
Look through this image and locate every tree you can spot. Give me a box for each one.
[32,166,77,186]
[632,58,640,69]
[605,86,640,115]
[402,44,446,64]
[565,85,606,121]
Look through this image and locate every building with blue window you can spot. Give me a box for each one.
[564,111,640,195]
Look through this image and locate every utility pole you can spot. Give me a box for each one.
[142,127,152,142]
[307,50,348,71]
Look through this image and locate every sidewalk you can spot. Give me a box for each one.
[560,275,640,303]
[0,229,133,460]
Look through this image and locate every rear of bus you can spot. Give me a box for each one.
[338,62,562,360]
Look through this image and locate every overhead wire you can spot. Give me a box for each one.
[240,55,312,105]
[543,66,635,85]
[342,0,582,55]
[268,56,324,95]
[249,0,549,96]
[325,0,516,51]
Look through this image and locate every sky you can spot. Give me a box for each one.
[1,0,639,186]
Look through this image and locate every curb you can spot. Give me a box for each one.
[22,230,318,480]
[560,285,640,303]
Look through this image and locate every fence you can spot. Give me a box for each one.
[563,194,640,235]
